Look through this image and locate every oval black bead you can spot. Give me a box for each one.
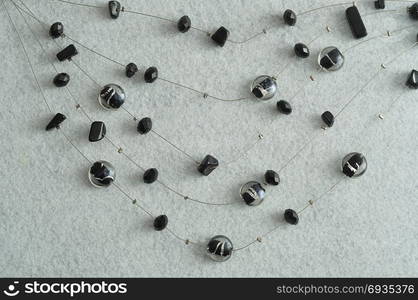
[143,168,159,184]
[321,111,335,128]
[408,3,418,20]
[49,22,64,39]
[144,67,158,83]
[125,63,138,78]
[53,73,70,87]
[283,9,297,26]
[177,15,191,33]
[276,100,292,115]
[137,117,152,135]
[294,43,310,58]
[108,1,122,19]
[284,209,299,225]
[153,215,168,231]
[265,170,280,186]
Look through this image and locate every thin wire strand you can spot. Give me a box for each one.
[53,0,102,9]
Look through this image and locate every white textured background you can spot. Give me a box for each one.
[0,0,417,277]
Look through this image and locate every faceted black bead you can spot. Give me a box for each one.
[46,113,66,131]
[408,3,418,20]
[49,22,64,39]
[56,44,78,61]
[294,43,310,58]
[211,26,229,47]
[276,100,292,115]
[406,69,418,89]
[177,15,191,33]
[89,121,106,142]
[284,209,299,225]
[153,215,168,231]
[198,155,219,176]
[265,170,280,186]
[321,111,335,128]
[144,67,158,83]
[374,0,385,9]
[53,73,70,87]
[108,1,122,19]
[137,117,152,135]
[283,9,297,26]
[125,63,138,78]
[143,168,159,184]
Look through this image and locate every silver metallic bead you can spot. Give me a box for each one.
[98,84,126,110]
[342,152,367,178]
[88,160,116,188]
[251,75,278,100]
[318,46,345,72]
[240,181,266,206]
[207,235,233,262]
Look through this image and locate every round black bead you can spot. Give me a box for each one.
[153,215,168,231]
[177,15,191,33]
[53,73,70,87]
[137,117,152,135]
[264,170,280,186]
[143,168,158,184]
[144,67,158,83]
[125,63,138,78]
[276,100,292,115]
[294,43,310,58]
[283,9,297,26]
[408,3,418,20]
[49,22,64,39]
[284,209,299,225]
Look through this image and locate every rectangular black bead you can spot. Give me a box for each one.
[375,0,385,9]
[56,44,78,61]
[89,121,106,142]
[346,6,367,39]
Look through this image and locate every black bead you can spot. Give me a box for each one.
[342,153,364,177]
[108,1,122,19]
[284,209,299,225]
[144,67,158,83]
[320,48,344,70]
[53,73,70,87]
[283,9,297,26]
[211,26,229,47]
[143,168,159,184]
[89,121,106,142]
[177,15,191,33]
[125,63,138,78]
[406,70,418,89]
[137,117,153,135]
[276,100,292,115]
[46,113,66,131]
[265,170,280,186]
[153,215,168,231]
[408,3,418,20]
[294,43,310,58]
[321,111,335,128]
[49,22,64,39]
[198,155,219,176]
[56,44,78,61]
[374,0,385,9]
[346,6,368,39]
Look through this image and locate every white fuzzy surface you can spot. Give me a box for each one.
[0,0,417,277]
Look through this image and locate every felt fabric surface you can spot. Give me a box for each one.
[0,0,417,277]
